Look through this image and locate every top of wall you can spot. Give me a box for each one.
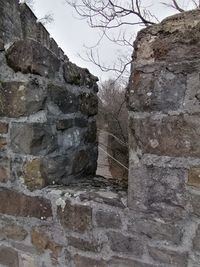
[133,9,200,65]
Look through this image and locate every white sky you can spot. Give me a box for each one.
[31,0,195,81]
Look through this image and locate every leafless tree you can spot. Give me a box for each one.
[97,79,128,183]
[66,0,200,79]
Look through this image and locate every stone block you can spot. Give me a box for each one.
[0,221,27,241]
[128,69,186,112]
[74,117,88,128]
[0,156,10,183]
[191,194,200,217]
[68,236,101,252]
[22,159,46,191]
[85,120,97,143]
[95,210,122,229]
[0,122,8,134]
[31,227,62,258]
[0,188,52,218]
[19,254,37,267]
[0,137,6,151]
[148,246,188,267]
[128,164,188,221]
[79,93,98,116]
[58,200,92,233]
[56,119,74,130]
[130,114,200,157]
[0,0,22,44]
[6,39,60,78]
[0,246,19,267]
[72,150,89,175]
[108,257,155,267]
[20,3,37,40]
[107,231,143,256]
[134,11,200,64]
[187,167,200,188]
[48,84,79,114]
[0,80,47,118]
[128,218,183,245]
[42,155,70,185]
[73,255,106,267]
[63,61,98,88]
[10,123,57,155]
[193,224,200,251]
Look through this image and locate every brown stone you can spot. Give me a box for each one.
[6,39,60,78]
[74,255,106,267]
[130,114,200,157]
[148,246,188,267]
[134,10,200,64]
[58,200,92,233]
[188,168,200,188]
[23,159,46,191]
[0,122,8,134]
[31,227,62,259]
[0,81,47,118]
[0,188,52,218]
[68,236,101,252]
[0,137,6,151]
[0,246,19,267]
[0,223,28,241]
[191,194,200,217]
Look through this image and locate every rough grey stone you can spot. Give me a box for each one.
[63,61,98,88]
[58,200,92,233]
[148,246,188,267]
[79,92,98,116]
[48,84,79,114]
[95,210,122,229]
[10,123,58,155]
[128,218,183,245]
[107,231,143,256]
[6,39,60,78]
[42,155,70,185]
[0,80,46,118]
[0,246,19,267]
[128,69,186,112]
[68,236,101,252]
[130,114,200,157]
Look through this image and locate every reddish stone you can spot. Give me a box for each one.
[0,188,52,219]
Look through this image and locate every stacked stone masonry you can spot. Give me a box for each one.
[1,0,200,266]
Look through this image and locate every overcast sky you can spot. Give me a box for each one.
[31,0,193,81]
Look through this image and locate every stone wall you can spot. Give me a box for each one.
[127,9,200,266]
[1,1,200,266]
[0,1,98,189]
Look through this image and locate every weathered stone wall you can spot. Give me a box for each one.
[1,1,200,267]
[0,1,98,189]
[127,9,200,266]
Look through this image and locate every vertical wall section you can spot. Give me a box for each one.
[0,1,98,189]
[127,9,200,266]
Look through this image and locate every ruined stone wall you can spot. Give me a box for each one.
[127,9,200,266]
[0,1,98,189]
[1,1,200,266]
